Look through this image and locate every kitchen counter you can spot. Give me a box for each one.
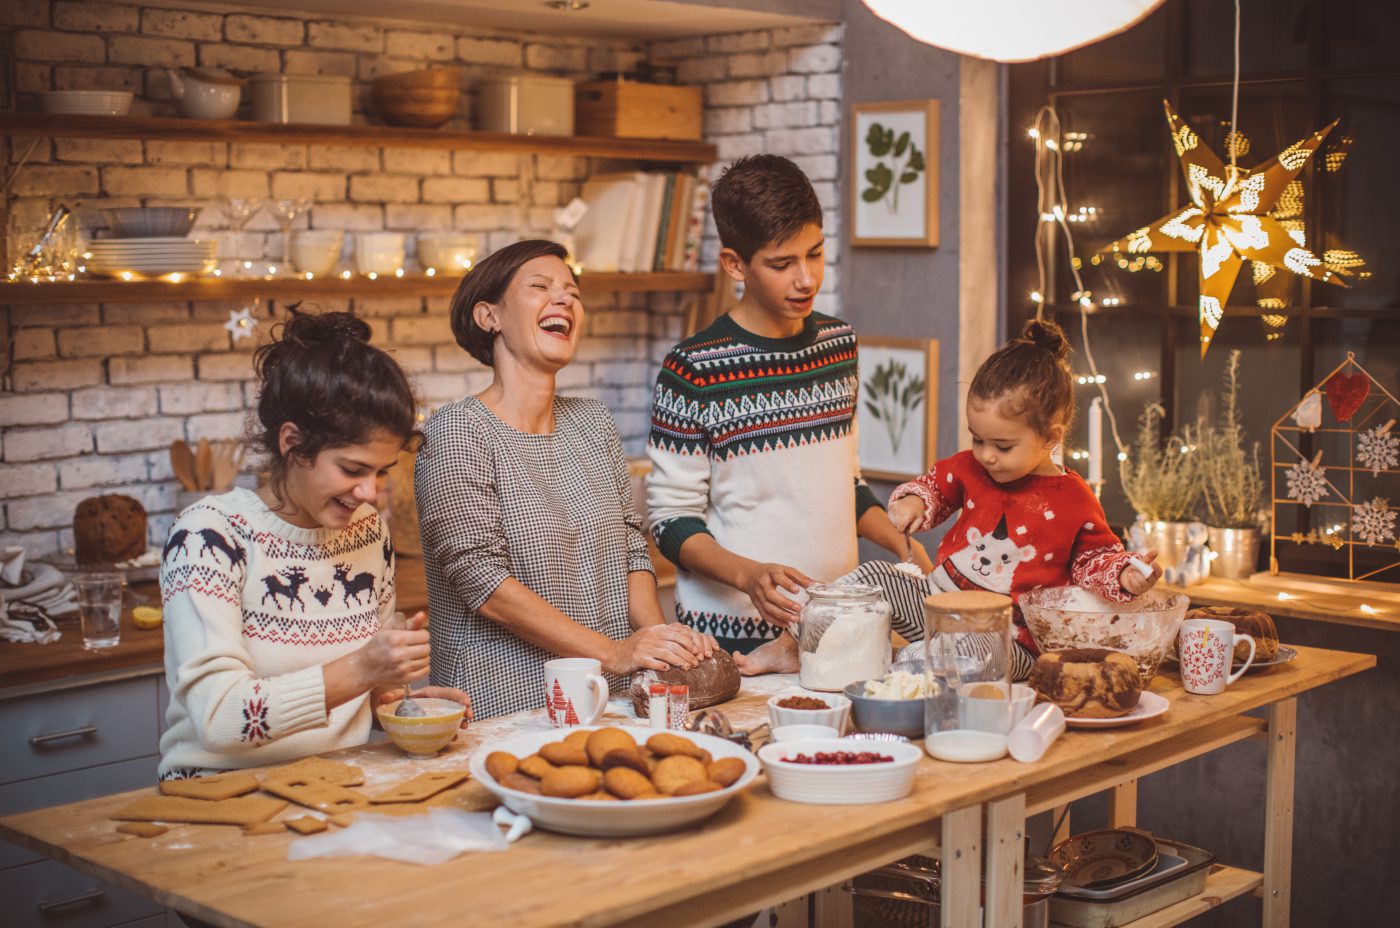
[0,645,1374,928]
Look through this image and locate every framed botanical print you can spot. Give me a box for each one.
[850,99,940,248]
[857,336,939,482]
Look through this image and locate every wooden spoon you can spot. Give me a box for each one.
[195,438,213,491]
[211,440,243,492]
[169,440,198,492]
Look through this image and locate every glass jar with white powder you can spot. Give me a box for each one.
[797,583,892,692]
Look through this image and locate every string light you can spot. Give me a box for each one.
[341,270,352,280]
[394,268,405,278]
[1277,592,1294,601]
[1132,370,1158,381]
[1030,290,1044,304]
[1359,604,1377,615]
[425,267,437,277]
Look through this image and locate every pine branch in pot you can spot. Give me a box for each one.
[1118,402,1201,572]
[1188,351,1264,579]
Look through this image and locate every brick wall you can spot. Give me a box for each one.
[0,2,843,559]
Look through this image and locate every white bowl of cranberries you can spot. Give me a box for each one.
[757,737,921,804]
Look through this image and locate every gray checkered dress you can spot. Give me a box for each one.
[415,395,654,720]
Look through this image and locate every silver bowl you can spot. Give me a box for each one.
[101,207,201,239]
[844,680,925,739]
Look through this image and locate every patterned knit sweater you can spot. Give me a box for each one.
[893,450,1134,652]
[157,488,393,776]
[647,312,880,645]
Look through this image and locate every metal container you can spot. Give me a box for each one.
[248,74,351,125]
[1207,526,1260,579]
[1049,839,1215,928]
[1140,520,1193,572]
[849,854,1060,928]
[475,75,574,136]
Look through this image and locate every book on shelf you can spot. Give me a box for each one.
[573,168,710,275]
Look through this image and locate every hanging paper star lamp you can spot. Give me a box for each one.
[1098,101,1347,357]
[860,0,1165,62]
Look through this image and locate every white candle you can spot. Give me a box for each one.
[1088,397,1103,485]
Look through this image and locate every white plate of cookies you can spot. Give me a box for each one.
[467,725,760,837]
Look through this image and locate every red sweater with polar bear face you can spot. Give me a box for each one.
[893,450,1134,652]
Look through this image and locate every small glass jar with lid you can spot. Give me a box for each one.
[922,590,1015,762]
[798,582,893,692]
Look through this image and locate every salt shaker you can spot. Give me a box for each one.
[667,684,689,730]
[648,682,668,729]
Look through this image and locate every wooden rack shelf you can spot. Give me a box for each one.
[1115,865,1263,928]
[0,271,714,305]
[0,112,717,164]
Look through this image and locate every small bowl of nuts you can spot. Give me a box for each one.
[767,691,851,733]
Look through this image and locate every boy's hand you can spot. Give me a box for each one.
[736,561,814,628]
[1120,550,1161,596]
[888,495,925,534]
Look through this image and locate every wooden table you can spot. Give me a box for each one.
[0,646,1372,928]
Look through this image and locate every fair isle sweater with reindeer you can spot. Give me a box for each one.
[157,487,394,777]
[893,450,1134,653]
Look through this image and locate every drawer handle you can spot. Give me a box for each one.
[37,888,106,914]
[29,725,98,747]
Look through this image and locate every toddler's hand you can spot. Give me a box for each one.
[1120,551,1161,596]
[888,495,925,534]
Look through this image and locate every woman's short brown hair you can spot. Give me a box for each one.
[448,239,571,367]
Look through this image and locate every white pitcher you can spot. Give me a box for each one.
[166,68,241,120]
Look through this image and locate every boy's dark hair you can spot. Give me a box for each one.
[449,239,572,367]
[969,318,1075,437]
[252,308,420,497]
[711,155,823,262]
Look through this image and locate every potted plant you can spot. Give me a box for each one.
[1119,402,1200,572]
[1189,351,1264,579]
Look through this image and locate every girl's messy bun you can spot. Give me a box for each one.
[969,317,1075,437]
[252,308,420,496]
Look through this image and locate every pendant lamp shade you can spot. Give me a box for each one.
[861,0,1167,63]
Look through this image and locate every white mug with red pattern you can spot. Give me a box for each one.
[543,657,609,728]
[1178,618,1256,695]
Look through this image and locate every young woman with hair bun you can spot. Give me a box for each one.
[156,310,470,779]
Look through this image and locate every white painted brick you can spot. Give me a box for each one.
[716,133,767,161]
[419,176,490,205]
[102,165,189,197]
[806,73,841,100]
[356,56,420,82]
[387,29,455,60]
[791,154,839,182]
[185,412,247,440]
[141,7,222,42]
[453,151,519,177]
[1,462,58,499]
[0,393,68,426]
[107,34,195,68]
[13,328,55,360]
[6,492,84,531]
[389,346,434,374]
[311,203,383,231]
[589,46,644,74]
[109,355,192,385]
[390,314,452,346]
[772,23,843,47]
[282,49,357,77]
[159,382,246,415]
[198,44,279,73]
[1,2,48,27]
[16,62,48,94]
[728,50,789,79]
[455,35,522,67]
[414,372,473,404]
[11,164,99,196]
[230,143,307,171]
[819,100,840,125]
[452,204,521,231]
[147,323,228,354]
[385,148,454,175]
[554,363,594,390]
[271,171,347,201]
[4,423,92,461]
[648,36,707,58]
[309,146,380,173]
[54,137,142,164]
[432,345,482,373]
[308,20,381,52]
[386,204,453,230]
[12,360,103,393]
[764,126,837,157]
[55,1,136,31]
[190,168,268,198]
[71,386,159,420]
[58,64,144,94]
[788,44,841,74]
[352,297,424,319]
[15,30,105,63]
[708,32,770,54]
[535,156,587,181]
[226,14,304,47]
[58,453,148,490]
[769,75,806,102]
[491,178,519,202]
[707,80,768,107]
[350,175,420,203]
[94,417,185,453]
[197,353,256,382]
[676,56,726,84]
[58,325,144,358]
[754,101,821,130]
[587,310,648,337]
[524,43,587,71]
[704,108,752,135]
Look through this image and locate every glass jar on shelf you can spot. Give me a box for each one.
[922,590,1015,763]
[797,582,892,692]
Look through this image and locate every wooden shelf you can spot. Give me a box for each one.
[1107,865,1263,928]
[0,271,714,305]
[0,112,717,163]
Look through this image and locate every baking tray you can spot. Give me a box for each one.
[1049,839,1215,928]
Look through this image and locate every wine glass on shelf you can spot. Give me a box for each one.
[219,197,263,277]
[268,198,310,277]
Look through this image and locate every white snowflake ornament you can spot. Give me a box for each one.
[1352,497,1396,546]
[1285,455,1329,508]
[1357,421,1398,477]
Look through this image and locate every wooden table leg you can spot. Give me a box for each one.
[1263,697,1297,927]
[770,898,809,928]
[1109,779,1138,829]
[986,794,1026,928]
[940,805,982,928]
[812,883,851,928]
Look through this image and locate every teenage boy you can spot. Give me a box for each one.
[646,155,931,674]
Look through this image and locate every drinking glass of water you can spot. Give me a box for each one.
[75,572,124,650]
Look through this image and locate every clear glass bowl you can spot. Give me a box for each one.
[1019,587,1189,683]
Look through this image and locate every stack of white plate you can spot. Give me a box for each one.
[39,91,134,117]
[86,237,218,278]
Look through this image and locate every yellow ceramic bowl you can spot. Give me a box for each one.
[376,697,466,756]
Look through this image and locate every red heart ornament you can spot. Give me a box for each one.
[1325,372,1370,422]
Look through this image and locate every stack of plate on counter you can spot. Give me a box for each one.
[86,238,218,279]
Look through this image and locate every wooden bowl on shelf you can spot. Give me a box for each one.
[371,68,460,128]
